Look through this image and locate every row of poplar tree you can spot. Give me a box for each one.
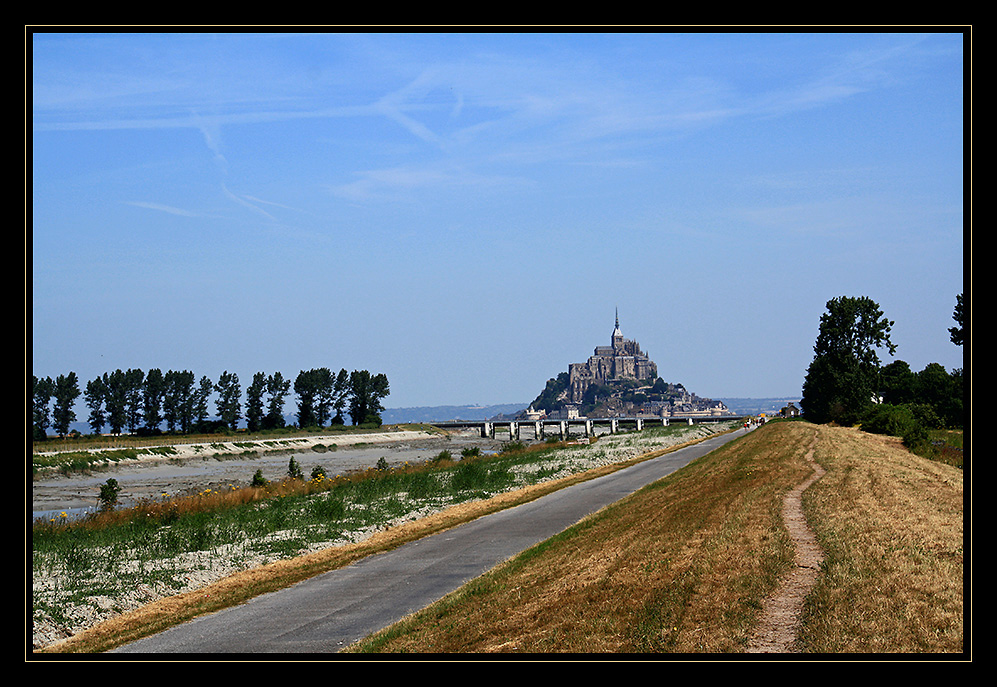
[31,367,390,440]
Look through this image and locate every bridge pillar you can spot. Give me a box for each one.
[611,418,618,434]
[559,421,567,440]
[662,417,669,426]
[636,418,644,431]
[510,421,519,440]
[584,420,593,437]
[534,421,543,440]
[481,421,493,439]
[687,418,693,425]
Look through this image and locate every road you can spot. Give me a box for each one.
[111,426,753,654]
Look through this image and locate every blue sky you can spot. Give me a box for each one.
[30,31,966,410]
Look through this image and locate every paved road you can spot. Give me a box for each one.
[111,427,752,654]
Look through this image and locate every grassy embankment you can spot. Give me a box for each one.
[346,421,964,654]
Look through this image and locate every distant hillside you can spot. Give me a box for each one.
[381,404,530,424]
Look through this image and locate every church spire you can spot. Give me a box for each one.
[612,308,622,340]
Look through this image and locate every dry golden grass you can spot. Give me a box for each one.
[798,426,964,653]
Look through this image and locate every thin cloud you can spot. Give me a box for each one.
[124,201,199,217]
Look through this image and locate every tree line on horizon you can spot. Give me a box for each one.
[31,367,390,440]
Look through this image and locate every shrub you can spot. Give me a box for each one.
[288,457,304,480]
[251,469,268,487]
[902,423,931,453]
[98,478,122,510]
[861,404,918,437]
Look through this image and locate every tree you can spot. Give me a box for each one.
[52,372,81,437]
[917,362,963,428]
[332,368,350,425]
[348,370,390,426]
[32,375,55,440]
[801,296,896,425]
[264,372,290,430]
[142,368,165,433]
[124,368,145,433]
[949,293,963,346]
[214,371,241,431]
[879,360,917,406]
[194,375,214,427]
[294,369,318,428]
[313,367,336,427]
[84,376,107,435]
[245,372,266,432]
[163,370,196,433]
[103,370,129,435]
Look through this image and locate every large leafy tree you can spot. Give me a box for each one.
[348,370,390,426]
[801,296,896,425]
[878,360,917,406]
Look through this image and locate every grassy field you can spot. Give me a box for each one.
[346,421,964,654]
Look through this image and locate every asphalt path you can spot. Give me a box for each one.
[111,426,753,655]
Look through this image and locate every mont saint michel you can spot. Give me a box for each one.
[525,312,733,420]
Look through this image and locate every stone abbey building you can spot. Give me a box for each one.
[568,311,658,404]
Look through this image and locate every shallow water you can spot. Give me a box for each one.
[31,433,503,521]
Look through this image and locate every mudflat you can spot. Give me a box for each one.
[32,429,497,519]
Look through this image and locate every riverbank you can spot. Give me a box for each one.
[32,428,440,464]
[31,428,464,519]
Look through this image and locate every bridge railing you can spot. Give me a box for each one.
[427,415,742,440]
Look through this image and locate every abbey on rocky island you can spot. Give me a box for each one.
[525,311,733,420]
[568,310,658,403]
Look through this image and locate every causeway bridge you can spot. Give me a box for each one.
[428,415,743,441]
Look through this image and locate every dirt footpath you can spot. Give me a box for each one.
[746,434,826,653]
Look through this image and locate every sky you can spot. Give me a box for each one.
[30,30,966,412]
